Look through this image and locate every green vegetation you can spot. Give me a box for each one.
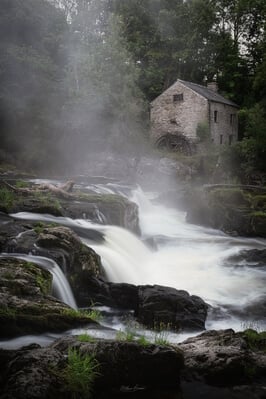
[0,306,17,318]
[136,335,151,347]
[77,333,95,343]
[0,0,265,177]
[116,329,135,342]
[243,329,266,351]
[33,221,58,234]
[0,188,15,210]
[86,309,102,323]
[33,191,62,211]
[15,180,29,188]
[61,308,102,322]
[63,347,99,399]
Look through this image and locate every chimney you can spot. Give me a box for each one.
[207,81,218,92]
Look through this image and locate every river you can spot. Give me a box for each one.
[1,178,265,348]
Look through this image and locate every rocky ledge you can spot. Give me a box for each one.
[0,180,140,234]
[185,185,266,237]
[0,257,98,338]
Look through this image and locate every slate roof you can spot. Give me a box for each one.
[178,79,239,107]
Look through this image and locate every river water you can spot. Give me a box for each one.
[1,178,266,347]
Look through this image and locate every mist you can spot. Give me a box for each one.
[0,0,151,177]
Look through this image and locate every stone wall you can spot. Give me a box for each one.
[209,102,238,145]
[150,81,208,142]
[150,80,238,146]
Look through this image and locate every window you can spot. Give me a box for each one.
[230,114,236,126]
[214,110,218,123]
[173,93,183,102]
[220,134,223,144]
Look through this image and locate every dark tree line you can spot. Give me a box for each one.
[0,0,265,176]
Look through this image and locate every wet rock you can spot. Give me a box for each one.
[0,337,184,399]
[227,248,266,267]
[3,225,104,304]
[0,257,97,338]
[136,285,208,331]
[53,336,184,395]
[179,329,266,386]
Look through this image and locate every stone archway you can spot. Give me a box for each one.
[155,133,195,155]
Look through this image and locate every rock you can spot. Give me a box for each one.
[0,257,97,338]
[226,249,266,267]
[3,181,140,234]
[0,337,184,399]
[186,187,266,237]
[179,329,266,386]
[136,285,208,331]
[0,344,65,399]
[53,337,184,395]
[2,225,104,305]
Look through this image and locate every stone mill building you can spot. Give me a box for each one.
[150,79,239,153]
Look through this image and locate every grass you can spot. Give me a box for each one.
[78,333,95,343]
[63,347,99,399]
[61,308,102,322]
[15,180,29,188]
[0,187,15,209]
[115,320,172,347]
[116,329,135,342]
[86,309,102,323]
[152,322,171,346]
[243,329,266,351]
[33,191,62,211]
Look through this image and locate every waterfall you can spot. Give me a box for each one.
[9,185,266,330]
[0,254,77,309]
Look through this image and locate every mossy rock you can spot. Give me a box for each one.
[0,258,97,338]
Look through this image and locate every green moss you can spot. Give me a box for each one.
[33,191,62,211]
[76,192,128,206]
[33,221,58,234]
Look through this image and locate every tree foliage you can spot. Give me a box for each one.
[0,0,265,175]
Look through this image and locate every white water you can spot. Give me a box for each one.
[10,185,266,330]
[0,254,77,309]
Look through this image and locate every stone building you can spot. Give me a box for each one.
[150,79,239,152]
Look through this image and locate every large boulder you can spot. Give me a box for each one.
[136,285,208,331]
[70,281,208,332]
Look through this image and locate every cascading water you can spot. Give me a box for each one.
[10,183,266,332]
[0,254,77,309]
